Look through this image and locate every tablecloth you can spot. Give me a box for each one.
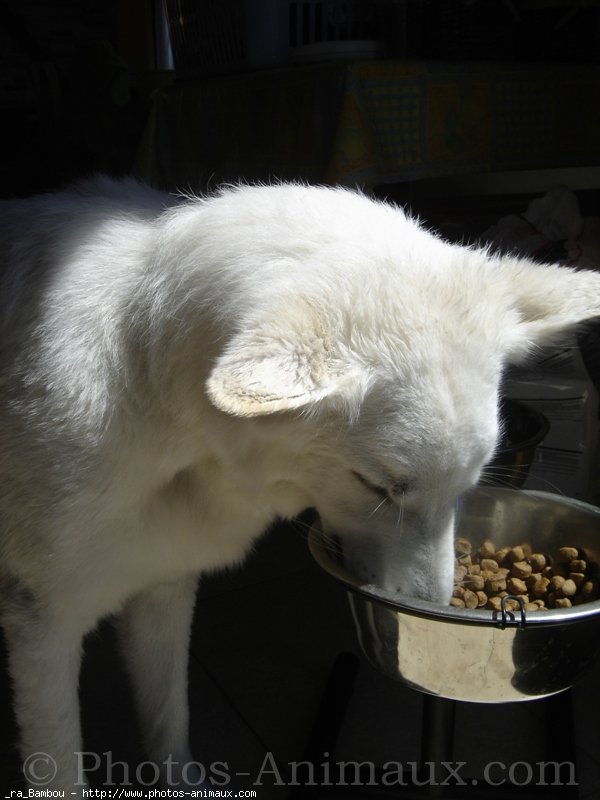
[134,60,600,190]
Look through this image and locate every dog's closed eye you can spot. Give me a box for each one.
[352,471,410,500]
[391,479,411,497]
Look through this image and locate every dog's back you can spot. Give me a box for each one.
[0,177,177,623]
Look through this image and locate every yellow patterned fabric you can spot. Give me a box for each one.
[134,60,600,190]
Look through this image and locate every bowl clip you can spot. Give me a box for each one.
[495,594,527,629]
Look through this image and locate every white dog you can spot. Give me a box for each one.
[1,177,600,791]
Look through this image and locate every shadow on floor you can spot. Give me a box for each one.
[1,519,600,797]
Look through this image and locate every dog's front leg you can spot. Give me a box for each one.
[117,574,200,787]
[4,616,86,791]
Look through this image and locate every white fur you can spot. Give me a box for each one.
[2,177,600,790]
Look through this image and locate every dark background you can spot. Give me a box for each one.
[2,1,600,797]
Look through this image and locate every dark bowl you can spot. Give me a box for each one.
[485,398,549,488]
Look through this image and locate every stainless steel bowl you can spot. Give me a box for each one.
[309,487,600,703]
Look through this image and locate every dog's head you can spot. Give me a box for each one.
[202,185,600,603]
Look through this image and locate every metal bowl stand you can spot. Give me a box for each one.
[291,652,580,798]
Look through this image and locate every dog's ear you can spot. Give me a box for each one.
[206,326,339,417]
[499,260,600,359]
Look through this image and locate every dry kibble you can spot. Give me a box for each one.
[485,577,507,594]
[503,598,521,612]
[465,573,485,591]
[452,537,599,612]
[560,579,577,597]
[476,590,488,607]
[506,546,525,563]
[507,577,527,595]
[526,572,542,590]
[582,580,598,599]
[463,589,479,609]
[529,553,547,571]
[480,558,499,573]
[477,539,496,559]
[555,598,572,609]
[455,537,472,555]
[559,547,579,562]
[511,561,532,579]
[531,577,550,598]
[532,599,546,608]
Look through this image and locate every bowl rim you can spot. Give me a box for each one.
[495,398,550,455]
[308,488,600,629]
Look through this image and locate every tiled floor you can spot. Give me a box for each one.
[2,519,600,797]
